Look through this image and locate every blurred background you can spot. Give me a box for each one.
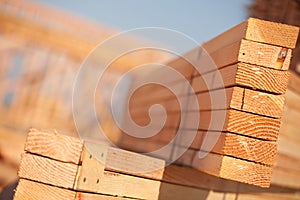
[0,0,299,196]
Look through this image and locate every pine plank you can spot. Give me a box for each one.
[18,153,78,189]
[200,39,292,74]
[135,108,281,141]
[177,131,277,165]
[131,85,285,120]
[185,109,281,141]
[76,155,211,200]
[14,179,76,200]
[94,145,166,180]
[192,62,289,94]
[202,18,299,51]
[193,87,285,118]
[25,128,83,164]
[192,151,272,188]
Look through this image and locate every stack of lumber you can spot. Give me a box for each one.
[12,129,218,200]
[13,129,300,199]
[121,18,299,187]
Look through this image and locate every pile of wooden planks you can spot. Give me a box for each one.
[13,129,300,199]
[13,129,222,200]
[121,18,299,187]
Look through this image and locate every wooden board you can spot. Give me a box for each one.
[24,128,83,164]
[202,17,299,51]
[14,179,133,200]
[191,151,272,188]
[17,151,213,200]
[14,179,76,200]
[20,129,300,192]
[192,62,289,94]
[191,87,285,118]
[199,39,292,74]
[184,109,281,141]
[177,131,276,166]
[18,153,78,189]
[130,85,285,121]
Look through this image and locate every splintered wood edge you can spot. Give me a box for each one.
[25,128,83,164]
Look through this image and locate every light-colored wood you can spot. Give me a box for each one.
[18,153,78,189]
[192,62,289,94]
[14,179,76,200]
[192,151,272,188]
[132,107,281,141]
[185,109,281,141]
[194,87,285,118]
[202,18,299,51]
[245,18,299,48]
[14,179,133,200]
[101,146,166,180]
[177,131,276,166]
[239,39,292,70]
[24,128,83,164]
[200,39,292,74]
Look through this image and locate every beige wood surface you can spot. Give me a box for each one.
[192,151,272,188]
[202,18,299,51]
[192,62,289,94]
[24,128,83,164]
[18,153,78,189]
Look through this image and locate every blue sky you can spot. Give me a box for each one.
[35,0,251,52]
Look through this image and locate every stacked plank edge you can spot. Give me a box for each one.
[121,18,299,187]
[13,129,300,200]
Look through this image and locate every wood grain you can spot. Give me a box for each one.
[204,39,292,73]
[18,153,78,189]
[192,63,289,94]
[192,152,272,188]
[184,109,281,141]
[14,179,76,200]
[25,128,83,164]
[202,18,299,52]
[186,131,277,165]
[193,87,285,118]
